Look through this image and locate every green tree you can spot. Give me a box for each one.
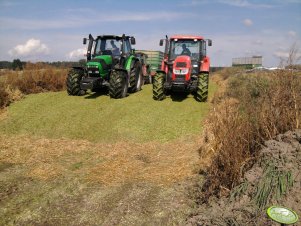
[12,59,23,70]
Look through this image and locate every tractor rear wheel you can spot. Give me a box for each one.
[153,73,165,100]
[129,61,142,93]
[109,70,128,99]
[195,73,209,102]
[66,68,85,96]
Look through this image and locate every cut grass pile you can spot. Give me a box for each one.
[0,83,217,143]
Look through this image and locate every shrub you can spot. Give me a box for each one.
[0,64,67,107]
[200,70,301,200]
[0,83,9,108]
[5,67,67,94]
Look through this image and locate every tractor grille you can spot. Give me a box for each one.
[176,62,187,67]
[174,74,186,82]
[87,67,100,77]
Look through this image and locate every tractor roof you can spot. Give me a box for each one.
[170,35,204,40]
[96,35,133,40]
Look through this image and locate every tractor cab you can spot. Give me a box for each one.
[94,38,121,57]
[84,35,136,78]
[160,35,211,79]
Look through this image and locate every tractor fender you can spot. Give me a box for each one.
[125,56,139,74]
[129,57,140,71]
[200,56,210,73]
[156,70,166,75]
[72,66,85,71]
[71,66,87,76]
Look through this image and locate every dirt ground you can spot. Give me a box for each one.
[0,134,202,225]
[187,130,301,226]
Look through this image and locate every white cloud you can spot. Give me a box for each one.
[68,48,86,59]
[243,19,253,26]
[178,0,210,6]
[8,39,49,57]
[288,30,297,37]
[0,11,194,30]
[219,0,275,8]
[273,51,289,58]
[252,40,263,45]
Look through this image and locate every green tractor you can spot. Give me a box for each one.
[66,34,143,98]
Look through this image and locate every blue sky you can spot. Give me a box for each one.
[0,0,300,66]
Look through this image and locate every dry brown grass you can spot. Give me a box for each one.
[0,134,200,186]
[0,133,196,225]
[0,63,67,108]
[0,85,9,108]
[199,70,301,199]
[5,68,67,94]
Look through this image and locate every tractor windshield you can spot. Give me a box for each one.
[94,38,121,56]
[169,39,201,61]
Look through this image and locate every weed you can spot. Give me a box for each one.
[0,64,67,108]
[0,83,9,108]
[200,70,301,200]
[254,161,293,209]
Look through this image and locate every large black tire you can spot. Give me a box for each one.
[195,73,209,102]
[129,61,142,93]
[66,68,85,96]
[152,73,165,101]
[109,70,128,99]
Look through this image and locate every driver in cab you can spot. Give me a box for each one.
[181,44,191,56]
[110,40,120,56]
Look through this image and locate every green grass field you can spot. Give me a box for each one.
[0,83,217,143]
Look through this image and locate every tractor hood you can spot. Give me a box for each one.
[87,55,112,67]
[86,55,112,77]
[172,55,191,81]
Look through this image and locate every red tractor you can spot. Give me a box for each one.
[152,35,212,101]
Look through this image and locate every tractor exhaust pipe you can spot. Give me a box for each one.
[84,34,94,61]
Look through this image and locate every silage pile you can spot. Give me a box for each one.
[188,130,301,226]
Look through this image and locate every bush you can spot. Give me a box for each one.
[200,70,301,199]
[0,84,10,108]
[0,64,67,108]
[5,67,67,95]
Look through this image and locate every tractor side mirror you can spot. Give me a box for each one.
[208,39,212,46]
[83,38,87,45]
[159,39,164,46]
[131,37,136,45]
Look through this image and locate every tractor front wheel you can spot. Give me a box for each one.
[129,61,142,93]
[109,70,128,99]
[195,73,209,102]
[152,73,165,101]
[66,68,85,96]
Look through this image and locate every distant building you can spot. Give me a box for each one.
[232,56,262,69]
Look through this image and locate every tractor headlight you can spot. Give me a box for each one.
[173,68,189,74]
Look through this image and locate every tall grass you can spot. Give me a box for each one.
[200,69,301,199]
[0,63,67,108]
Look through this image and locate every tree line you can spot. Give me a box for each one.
[0,59,86,70]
